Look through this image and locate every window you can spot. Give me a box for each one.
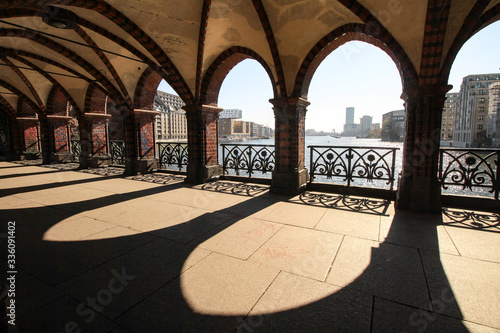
[485,82,490,88]
[479,106,485,112]
[479,98,485,103]
[475,83,481,88]
[483,76,489,80]
[478,116,484,122]
[478,90,483,95]
[478,124,483,130]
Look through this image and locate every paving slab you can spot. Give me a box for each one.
[326,236,430,309]
[372,297,500,333]
[248,225,343,281]
[444,226,500,263]
[117,253,279,332]
[57,238,211,319]
[421,250,500,329]
[260,201,328,228]
[195,217,283,259]
[246,271,373,332]
[315,208,381,240]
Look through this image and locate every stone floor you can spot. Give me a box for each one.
[0,161,499,332]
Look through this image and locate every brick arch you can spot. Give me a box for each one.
[46,85,72,116]
[439,4,500,85]
[0,96,17,119]
[133,67,163,110]
[84,84,108,114]
[200,46,278,106]
[294,23,418,98]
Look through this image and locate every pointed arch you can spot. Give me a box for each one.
[200,47,277,106]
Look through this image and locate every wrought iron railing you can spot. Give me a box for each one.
[221,144,275,178]
[110,140,125,165]
[71,140,81,161]
[439,148,499,200]
[157,142,188,171]
[308,146,399,191]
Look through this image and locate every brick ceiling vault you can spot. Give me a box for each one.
[0,0,499,120]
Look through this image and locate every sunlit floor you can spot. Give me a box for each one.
[1,161,499,332]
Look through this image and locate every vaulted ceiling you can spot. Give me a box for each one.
[0,0,498,117]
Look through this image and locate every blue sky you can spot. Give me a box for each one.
[158,21,500,132]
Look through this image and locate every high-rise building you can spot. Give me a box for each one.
[345,107,355,125]
[488,82,500,147]
[453,73,500,147]
[360,115,373,135]
[154,91,187,141]
[441,92,458,142]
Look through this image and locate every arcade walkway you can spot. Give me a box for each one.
[1,162,499,332]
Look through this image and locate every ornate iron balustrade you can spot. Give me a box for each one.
[110,140,125,165]
[308,146,399,191]
[439,148,499,200]
[157,142,188,171]
[71,140,81,161]
[221,144,275,178]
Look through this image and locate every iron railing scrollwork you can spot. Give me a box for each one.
[71,140,81,161]
[110,140,125,165]
[439,148,499,200]
[157,142,188,171]
[308,146,399,191]
[221,144,275,178]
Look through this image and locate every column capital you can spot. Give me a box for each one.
[46,115,73,123]
[182,104,223,114]
[401,83,453,101]
[16,117,39,123]
[84,113,112,120]
[269,96,310,108]
[131,109,159,118]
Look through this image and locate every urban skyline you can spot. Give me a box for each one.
[158,21,500,133]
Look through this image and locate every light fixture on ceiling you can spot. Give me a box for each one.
[40,6,78,30]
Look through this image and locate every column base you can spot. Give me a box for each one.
[186,164,223,184]
[396,177,442,213]
[80,155,112,169]
[270,168,308,195]
[51,152,74,163]
[21,152,41,160]
[125,158,158,175]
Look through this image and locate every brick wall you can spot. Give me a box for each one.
[90,119,107,155]
[134,69,162,111]
[47,86,69,116]
[52,121,69,153]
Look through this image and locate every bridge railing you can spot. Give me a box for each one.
[439,148,499,200]
[110,140,125,165]
[220,144,275,178]
[308,145,400,192]
[157,142,188,172]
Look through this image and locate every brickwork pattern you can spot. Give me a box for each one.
[52,121,70,154]
[22,123,39,153]
[90,119,107,155]
[134,68,162,111]
[47,86,69,116]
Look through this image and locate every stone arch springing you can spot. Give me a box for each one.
[294,23,418,99]
[200,47,278,106]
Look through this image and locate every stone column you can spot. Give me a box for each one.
[16,117,41,160]
[184,104,223,183]
[270,97,310,194]
[46,115,73,163]
[6,117,21,161]
[124,109,159,175]
[79,113,112,168]
[396,84,451,213]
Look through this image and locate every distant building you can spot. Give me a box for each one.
[441,92,458,142]
[154,91,187,141]
[382,110,405,141]
[453,73,500,147]
[488,82,500,147]
[219,109,243,119]
[343,107,358,136]
[359,115,373,135]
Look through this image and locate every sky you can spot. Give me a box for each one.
[158,21,500,132]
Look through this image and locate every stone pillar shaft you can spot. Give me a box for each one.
[397,84,451,213]
[184,104,223,183]
[270,97,310,194]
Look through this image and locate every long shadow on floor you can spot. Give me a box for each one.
[0,168,469,332]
